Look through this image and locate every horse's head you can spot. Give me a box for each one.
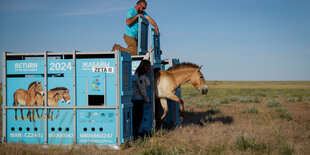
[34,81,45,96]
[190,66,208,95]
[54,91,65,103]
[62,90,71,104]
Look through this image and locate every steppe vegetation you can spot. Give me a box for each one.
[0,81,310,154]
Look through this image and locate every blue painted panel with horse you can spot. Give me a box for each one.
[6,78,45,144]
[3,51,133,146]
[48,110,74,144]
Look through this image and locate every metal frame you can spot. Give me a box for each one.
[149,53,156,127]
[2,50,126,148]
[115,50,120,146]
[2,52,7,142]
[44,51,48,144]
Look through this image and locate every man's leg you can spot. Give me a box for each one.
[124,34,138,55]
[112,34,138,56]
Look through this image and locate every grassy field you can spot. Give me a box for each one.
[0,81,310,154]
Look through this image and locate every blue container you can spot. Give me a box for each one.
[2,51,133,148]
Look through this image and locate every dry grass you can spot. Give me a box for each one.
[1,81,310,154]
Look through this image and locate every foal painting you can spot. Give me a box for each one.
[155,62,208,123]
[47,87,71,120]
[13,81,45,121]
[33,87,71,120]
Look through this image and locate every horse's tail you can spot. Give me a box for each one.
[13,91,17,106]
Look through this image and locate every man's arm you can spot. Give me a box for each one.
[145,16,159,35]
[126,14,140,26]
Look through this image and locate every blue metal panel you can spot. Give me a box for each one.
[7,60,44,75]
[120,103,133,143]
[76,109,116,145]
[151,28,162,68]
[75,58,116,106]
[48,110,74,144]
[138,17,149,55]
[6,109,45,144]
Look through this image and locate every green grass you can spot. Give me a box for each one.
[265,99,282,107]
[242,105,259,114]
[235,136,270,153]
[142,145,166,155]
[279,143,295,155]
[275,108,293,121]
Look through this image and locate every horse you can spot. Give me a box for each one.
[33,87,71,120]
[47,91,65,120]
[155,62,208,124]
[47,87,71,120]
[48,87,71,104]
[13,81,45,121]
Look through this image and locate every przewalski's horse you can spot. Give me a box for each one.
[34,87,71,120]
[13,81,45,121]
[47,91,65,120]
[47,87,71,120]
[48,87,71,105]
[155,62,208,123]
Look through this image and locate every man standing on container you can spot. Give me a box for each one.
[112,0,159,55]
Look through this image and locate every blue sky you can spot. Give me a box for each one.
[1,0,309,81]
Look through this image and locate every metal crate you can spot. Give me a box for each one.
[2,51,132,149]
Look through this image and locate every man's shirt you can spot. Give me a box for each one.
[124,7,148,39]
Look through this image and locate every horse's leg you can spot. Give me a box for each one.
[14,100,18,120]
[159,98,169,122]
[20,109,24,120]
[32,109,35,122]
[47,109,50,119]
[15,109,18,120]
[36,109,40,118]
[165,93,185,121]
[51,109,54,121]
[41,109,44,118]
[27,109,32,122]
[55,109,59,119]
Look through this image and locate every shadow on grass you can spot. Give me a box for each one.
[183,109,234,126]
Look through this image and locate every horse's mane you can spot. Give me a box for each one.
[50,87,68,91]
[28,81,38,89]
[167,62,199,71]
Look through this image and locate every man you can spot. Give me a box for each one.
[112,0,159,55]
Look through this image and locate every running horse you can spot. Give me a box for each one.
[13,81,45,121]
[155,62,208,123]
